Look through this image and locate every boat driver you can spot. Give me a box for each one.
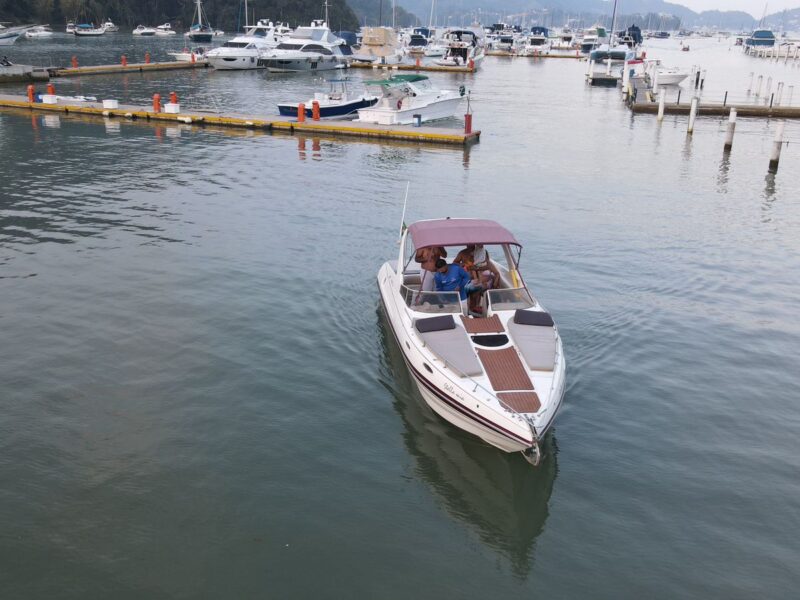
[434,258,482,302]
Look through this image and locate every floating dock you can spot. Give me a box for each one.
[631,101,800,118]
[486,50,583,59]
[52,61,208,78]
[349,62,475,73]
[0,94,480,146]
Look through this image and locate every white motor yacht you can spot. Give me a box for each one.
[357,74,465,126]
[257,20,352,72]
[101,20,119,32]
[206,19,286,70]
[155,23,177,36]
[65,21,76,34]
[25,26,54,39]
[435,28,485,68]
[167,47,209,62]
[133,25,157,36]
[378,218,566,464]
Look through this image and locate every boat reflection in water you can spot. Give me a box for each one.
[377,308,557,576]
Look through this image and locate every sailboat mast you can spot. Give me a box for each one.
[609,0,618,46]
[245,0,249,28]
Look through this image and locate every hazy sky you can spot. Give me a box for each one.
[676,1,799,18]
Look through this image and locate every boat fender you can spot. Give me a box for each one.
[459,85,465,96]
[397,99,403,109]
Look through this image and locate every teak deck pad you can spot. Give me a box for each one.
[477,347,534,392]
[461,315,504,334]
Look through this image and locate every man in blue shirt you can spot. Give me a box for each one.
[433,258,482,301]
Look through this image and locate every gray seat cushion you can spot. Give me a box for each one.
[514,309,554,327]
[415,315,456,333]
[418,328,483,377]
[508,320,556,371]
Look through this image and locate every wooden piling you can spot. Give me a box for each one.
[755,75,763,97]
[687,97,698,134]
[768,121,785,173]
[723,107,737,151]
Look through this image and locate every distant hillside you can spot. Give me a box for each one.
[0,0,360,31]
[347,0,419,28]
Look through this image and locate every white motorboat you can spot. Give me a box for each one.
[378,218,566,464]
[155,23,177,36]
[423,44,445,57]
[167,46,209,62]
[277,78,378,119]
[357,74,464,125]
[133,25,157,36]
[101,20,119,32]
[73,24,106,36]
[24,25,54,39]
[257,20,352,72]
[206,19,286,70]
[650,64,688,86]
[435,28,485,68]
[65,21,76,34]
[579,24,607,53]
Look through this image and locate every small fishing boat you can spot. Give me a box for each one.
[378,218,566,464]
[155,23,177,36]
[167,47,208,62]
[277,79,378,119]
[357,74,465,126]
[132,25,157,36]
[73,24,106,37]
[24,25,54,39]
[101,19,119,32]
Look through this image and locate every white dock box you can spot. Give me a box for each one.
[102,99,119,109]
[164,103,180,114]
[41,94,58,104]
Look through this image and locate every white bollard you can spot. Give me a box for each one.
[658,92,666,121]
[755,75,763,97]
[768,121,786,173]
[588,59,595,79]
[747,71,754,93]
[724,107,737,151]
[776,82,784,106]
[687,96,699,134]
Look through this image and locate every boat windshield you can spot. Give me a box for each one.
[224,41,250,48]
[400,285,462,313]
[277,42,303,50]
[487,288,535,312]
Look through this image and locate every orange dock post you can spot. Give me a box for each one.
[145,51,151,64]
[153,93,161,113]
[312,100,320,121]
[121,55,127,67]
[46,83,55,96]
[297,103,306,122]
[169,91,178,104]
[464,113,473,135]
[71,56,78,68]
[27,85,35,102]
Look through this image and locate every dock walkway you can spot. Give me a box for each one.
[0,94,479,146]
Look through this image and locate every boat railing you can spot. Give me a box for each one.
[400,283,462,314]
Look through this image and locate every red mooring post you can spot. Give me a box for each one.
[46,83,55,95]
[71,55,78,68]
[27,85,35,102]
[312,100,321,121]
[145,51,151,64]
[121,55,127,67]
[297,103,306,122]
[464,113,473,135]
[169,91,178,105]
[153,93,161,112]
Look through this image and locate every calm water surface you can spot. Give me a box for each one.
[1,36,800,598]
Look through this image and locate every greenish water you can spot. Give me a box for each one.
[1,35,799,598]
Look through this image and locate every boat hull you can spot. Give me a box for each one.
[207,54,262,70]
[188,32,213,43]
[357,95,463,126]
[0,32,21,45]
[259,56,345,72]
[278,97,378,119]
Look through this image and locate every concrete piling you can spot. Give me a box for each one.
[768,121,785,173]
[723,107,737,151]
[755,75,763,97]
[657,92,666,121]
[776,82,784,106]
[747,71,754,93]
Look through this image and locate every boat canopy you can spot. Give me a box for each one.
[530,26,548,36]
[364,74,428,85]
[408,219,521,250]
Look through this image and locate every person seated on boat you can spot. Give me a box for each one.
[454,244,498,313]
[415,245,447,292]
[434,258,481,302]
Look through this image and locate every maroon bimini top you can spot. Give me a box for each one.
[407,219,521,250]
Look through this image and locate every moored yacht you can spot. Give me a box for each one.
[257,20,351,72]
[356,74,465,125]
[435,28,485,68]
[518,27,549,55]
[155,23,177,36]
[25,25,54,38]
[378,218,566,464]
[745,28,776,51]
[277,78,378,119]
[101,19,119,32]
[186,0,214,43]
[206,19,287,69]
[133,25,157,36]
[73,23,106,36]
